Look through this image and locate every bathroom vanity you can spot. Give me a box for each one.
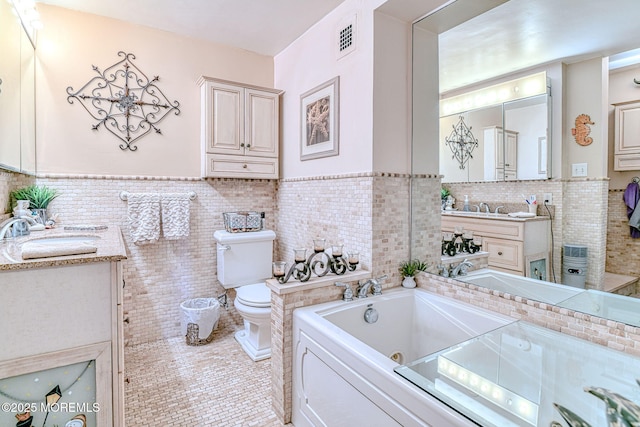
[441,212,550,277]
[0,226,127,426]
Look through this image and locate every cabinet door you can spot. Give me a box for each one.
[614,101,640,170]
[205,82,244,154]
[245,88,279,158]
[504,131,517,172]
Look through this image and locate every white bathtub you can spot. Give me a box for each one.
[461,268,582,304]
[292,288,516,427]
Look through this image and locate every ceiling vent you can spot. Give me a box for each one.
[337,15,356,59]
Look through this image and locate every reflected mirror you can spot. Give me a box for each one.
[0,0,36,175]
[411,0,640,326]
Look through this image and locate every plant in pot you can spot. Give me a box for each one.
[440,187,451,210]
[399,259,429,288]
[10,184,59,224]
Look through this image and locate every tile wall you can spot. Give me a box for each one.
[606,189,640,276]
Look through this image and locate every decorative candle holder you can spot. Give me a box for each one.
[274,241,358,283]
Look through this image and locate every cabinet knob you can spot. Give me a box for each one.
[498,251,503,256]
[242,164,247,169]
[246,144,251,149]
[505,164,510,167]
[240,143,245,147]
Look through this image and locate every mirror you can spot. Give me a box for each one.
[0,0,36,175]
[411,0,640,326]
[440,93,550,182]
[440,83,551,182]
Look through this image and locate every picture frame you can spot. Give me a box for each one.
[300,76,339,160]
[525,252,550,281]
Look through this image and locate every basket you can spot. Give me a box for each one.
[223,211,263,233]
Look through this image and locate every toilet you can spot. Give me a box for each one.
[214,229,276,361]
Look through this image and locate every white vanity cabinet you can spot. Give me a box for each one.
[613,100,640,171]
[199,76,282,179]
[441,214,549,276]
[0,228,127,426]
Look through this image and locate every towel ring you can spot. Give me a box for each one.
[633,177,640,183]
[119,191,197,201]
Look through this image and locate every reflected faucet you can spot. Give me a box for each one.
[450,259,473,277]
[479,202,490,213]
[0,218,30,240]
[494,206,505,214]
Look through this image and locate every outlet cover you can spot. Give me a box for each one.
[572,163,588,177]
[543,193,553,205]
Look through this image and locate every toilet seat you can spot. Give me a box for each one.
[235,283,271,308]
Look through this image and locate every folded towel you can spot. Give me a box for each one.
[161,193,191,240]
[21,242,98,259]
[127,193,161,245]
[507,212,536,218]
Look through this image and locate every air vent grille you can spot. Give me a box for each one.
[337,15,356,59]
[339,24,353,53]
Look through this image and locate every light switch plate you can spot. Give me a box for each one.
[572,163,588,177]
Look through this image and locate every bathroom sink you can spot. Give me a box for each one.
[2,234,101,261]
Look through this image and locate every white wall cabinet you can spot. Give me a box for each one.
[199,77,282,179]
[485,126,517,180]
[614,100,640,171]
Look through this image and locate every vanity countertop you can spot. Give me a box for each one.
[0,225,127,271]
[441,210,549,222]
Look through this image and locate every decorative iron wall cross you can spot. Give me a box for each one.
[66,51,180,151]
[445,116,478,170]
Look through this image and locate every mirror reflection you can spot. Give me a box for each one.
[0,0,36,175]
[412,0,640,327]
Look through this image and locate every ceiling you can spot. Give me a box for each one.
[34,0,640,90]
[34,0,346,56]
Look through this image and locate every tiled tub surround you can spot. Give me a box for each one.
[417,273,640,357]
[607,188,640,280]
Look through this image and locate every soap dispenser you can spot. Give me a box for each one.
[463,195,470,212]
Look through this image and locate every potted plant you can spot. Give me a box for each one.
[399,259,429,288]
[10,184,59,224]
[440,187,451,210]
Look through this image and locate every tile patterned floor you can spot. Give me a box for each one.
[124,304,285,426]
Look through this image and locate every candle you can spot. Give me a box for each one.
[294,248,307,263]
[332,244,343,257]
[272,261,287,278]
[313,238,325,253]
[347,252,359,265]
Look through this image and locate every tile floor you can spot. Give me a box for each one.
[124,303,285,426]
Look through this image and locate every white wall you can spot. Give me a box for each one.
[35,5,274,177]
[274,0,384,179]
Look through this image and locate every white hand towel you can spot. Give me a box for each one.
[127,193,161,245]
[161,193,191,240]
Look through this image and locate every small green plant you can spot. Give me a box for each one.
[399,259,429,277]
[440,187,451,200]
[10,184,59,209]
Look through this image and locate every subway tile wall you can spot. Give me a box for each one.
[607,189,640,277]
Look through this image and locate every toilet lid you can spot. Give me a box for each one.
[236,283,270,308]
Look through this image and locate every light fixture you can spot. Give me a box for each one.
[444,115,478,170]
[440,72,548,117]
[437,356,539,426]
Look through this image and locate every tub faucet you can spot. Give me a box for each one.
[450,259,473,277]
[335,282,354,302]
[479,202,490,213]
[357,275,388,298]
[0,218,30,240]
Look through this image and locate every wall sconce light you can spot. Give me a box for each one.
[445,116,478,170]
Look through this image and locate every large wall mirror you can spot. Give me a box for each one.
[411,0,640,326]
[0,0,36,175]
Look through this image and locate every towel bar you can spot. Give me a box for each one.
[119,191,197,201]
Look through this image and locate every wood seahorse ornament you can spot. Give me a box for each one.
[571,113,594,146]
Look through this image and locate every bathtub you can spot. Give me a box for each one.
[461,268,582,304]
[291,287,516,427]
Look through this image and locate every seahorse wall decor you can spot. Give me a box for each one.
[571,113,594,146]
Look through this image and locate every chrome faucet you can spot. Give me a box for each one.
[479,202,490,213]
[335,282,354,302]
[472,205,480,213]
[494,206,505,214]
[0,218,30,240]
[450,259,473,277]
[357,275,387,298]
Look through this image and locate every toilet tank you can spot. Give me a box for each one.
[214,229,276,289]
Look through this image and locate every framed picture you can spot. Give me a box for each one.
[525,252,550,281]
[300,76,339,160]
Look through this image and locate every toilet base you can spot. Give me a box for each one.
[234,329,271,361]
